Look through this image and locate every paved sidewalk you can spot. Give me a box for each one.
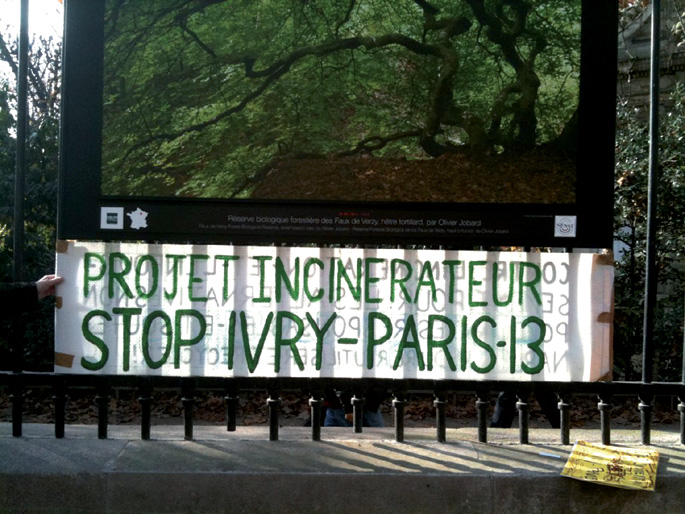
[1,423,684,513]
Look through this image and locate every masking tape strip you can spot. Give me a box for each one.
[55,240,70,254]
[595,251,614,266]
[54,352,75,369]
[596,369,613,382]
[597,312,613,323]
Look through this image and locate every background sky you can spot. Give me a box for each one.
[1,0,63,78]
[3,0,63,37]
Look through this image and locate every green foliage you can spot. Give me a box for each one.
[101,0,582,198]
[0,33,61,371]
[0,80,15,279]
[613,84,685,381]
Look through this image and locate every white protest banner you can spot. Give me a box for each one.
[54,241,613,381]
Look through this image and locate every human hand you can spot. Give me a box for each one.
[36,275,64,300]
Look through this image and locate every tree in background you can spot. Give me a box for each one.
[100,0,581,199]
[611,0,685,381]
[0,28,61,370]
[613,83,685,381]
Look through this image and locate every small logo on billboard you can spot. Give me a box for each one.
[127,208,149,230]
[100,207,124,230]
[555,216,577,238]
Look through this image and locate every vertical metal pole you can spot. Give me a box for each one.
[679,393,685,445]
[13,0,29,282]
[267,391,280,441]
[351,394,364,434]
[681,296,685,444]
[138,379,152,441]
[53,377,67,439]
[393,386,407,443]
[434,390,447,443]
[558,393,571,446]
[475,388,489,443]
[393,396,406,443]
[181,378,195,441]
[224,380,238,432]
[308,398,322,442]
[643,0,661,385]
[95,379,110,440]
[598,385,613,446]
[10,373,23,437]
[641,0,661,444]
[639,387,654,446]
[309,391,323,442]
[10,0,30,376]
[517,390,530,445]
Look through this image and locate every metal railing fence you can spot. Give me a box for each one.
[2,373,684,446]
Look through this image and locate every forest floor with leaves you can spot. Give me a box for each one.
[1,389,680,430]
[251,150,576,203]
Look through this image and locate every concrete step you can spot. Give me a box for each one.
[0,423,683,513]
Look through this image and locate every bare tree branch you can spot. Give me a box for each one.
[123,31,449,162]
[337,129,423,157]
[0,33,18,76]
[0,33,54,105]
[464,0,544,149]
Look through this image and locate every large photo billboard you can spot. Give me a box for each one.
[58,0,617,247]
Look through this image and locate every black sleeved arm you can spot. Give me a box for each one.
[0,283,38,317]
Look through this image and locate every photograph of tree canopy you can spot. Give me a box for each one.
[101,0,581,204]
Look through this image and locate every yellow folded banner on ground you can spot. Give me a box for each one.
[561,440,659,491]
